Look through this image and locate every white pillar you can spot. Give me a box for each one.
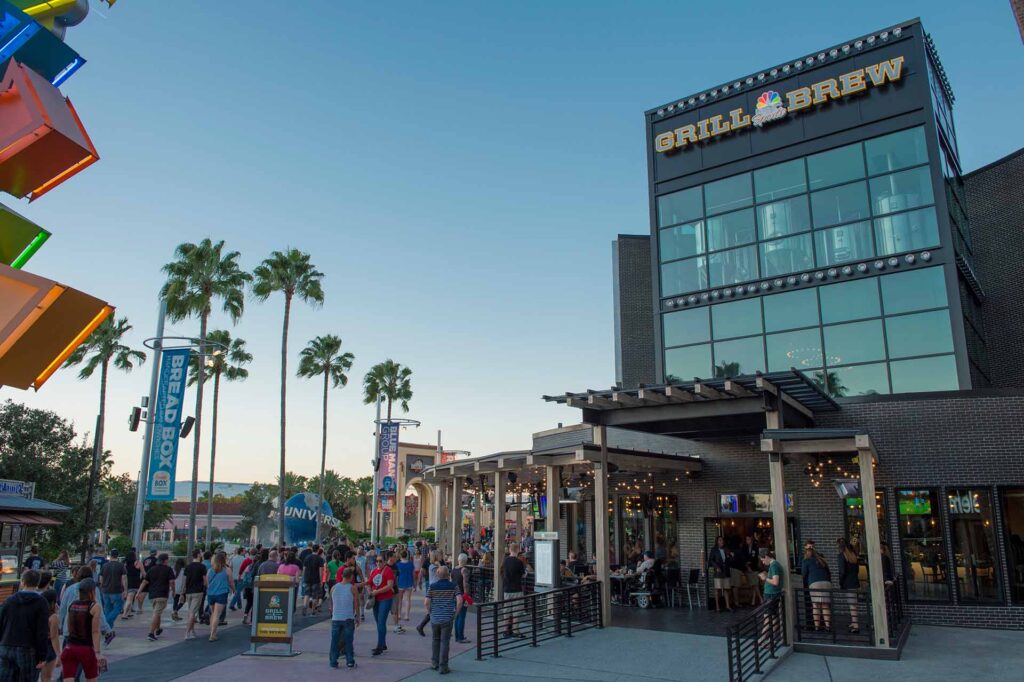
[432,483,443,542]
[493,470,506,599]
[545,465,560,534]
[450,476,463,559]
[594,426,612,627]
[858,436,890,647]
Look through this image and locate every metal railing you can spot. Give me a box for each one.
[464,564,535,605]
[793,587,872,645]
[475,581,602,660]
[885,582,907,642]
[726,593,785,682]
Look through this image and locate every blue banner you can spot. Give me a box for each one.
[377,422,400,513]
[146,347,190,501]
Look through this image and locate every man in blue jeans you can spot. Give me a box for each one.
[329,567,361,668]
[98,549,127,635]
[425,566,462,674]
[369,552,396,656]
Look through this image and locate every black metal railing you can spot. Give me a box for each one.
[726,593,785,682]
[885,582,906,643]
[465,564,536,605]
[793,587,872,645]
[475,581,602,660]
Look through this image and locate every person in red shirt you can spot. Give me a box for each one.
[368,552,396,656]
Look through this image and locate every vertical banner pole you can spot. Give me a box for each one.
[132,300,165,550]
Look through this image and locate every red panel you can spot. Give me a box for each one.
[0,61,98,201]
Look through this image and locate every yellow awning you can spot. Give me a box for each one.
[0,264,112,390]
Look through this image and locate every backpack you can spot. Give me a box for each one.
[241,564,254,590]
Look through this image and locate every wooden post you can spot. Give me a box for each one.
[494,470,506,600]
[450,476,463,559]
[766,406,794,645]
[515,491,524,542]
[593,425,612,627]
[857,435,889,647]
[545,465,560,535]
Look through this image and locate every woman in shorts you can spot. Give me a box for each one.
[206,551,235,642]
[60,578,106,682]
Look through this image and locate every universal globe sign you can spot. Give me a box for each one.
[283,493,342,544]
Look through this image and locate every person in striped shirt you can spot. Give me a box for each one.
[424,566,462,674]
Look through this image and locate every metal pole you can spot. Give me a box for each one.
[370,395,382,544]
[131,300,166,550]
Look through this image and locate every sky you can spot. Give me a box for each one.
[10,2,1024,488]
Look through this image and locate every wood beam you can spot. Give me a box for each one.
[768,451,795,645]
[611,391,644,407]
[587,393,617,409]
[858,438,889,647]
[493,470,506,599]
[693,381,725,400]
[767,438,859,455]
[664,386,695,402]
[526,453,579,467]
[724,380,754,397]
[637,388,669,404]
[604,452,702,472]
[756,375,813,421]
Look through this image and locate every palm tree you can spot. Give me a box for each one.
[355,476,374,531]
[64,316,146,559]
[161,239,251,556]
[297,335,354,544]
[362,359,413,423]
[252,249,325,546]
[188,330,252,545]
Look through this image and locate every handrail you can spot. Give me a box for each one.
[474,581,602,660]
[725,593,785,682]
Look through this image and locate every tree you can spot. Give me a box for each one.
[362,359,413,423]
[188,329,252,545]
[0,401,112,557]
[252,249,325,546]
[63,316,145,558]
[102,473,172,537]
[713,361,741,379]
[297,335,354,544]
[161,239,251,557]
[235,482,276,544]
[355,476,374,531]
[319,470,354,524]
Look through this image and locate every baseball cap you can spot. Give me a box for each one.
[110,549,119,557]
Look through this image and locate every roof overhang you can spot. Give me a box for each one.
[0,263,113,390]
[760,428,879,465]
[0,511,60,525]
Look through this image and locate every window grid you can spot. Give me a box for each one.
[658,127,939,299]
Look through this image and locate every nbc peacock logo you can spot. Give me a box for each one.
[752,90,787,128]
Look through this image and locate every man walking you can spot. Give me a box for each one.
[99,548,127,636]
[258,549,280,576]
[136,553,175,642]
[425,566,461,675]
[183,550,208,640]
[329,567,361,669]
[228,548,246,612]
[502,543,527,638]
[302,546,325,616]
[0,569,48,681]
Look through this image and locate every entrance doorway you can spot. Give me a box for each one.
[703,516,798,606]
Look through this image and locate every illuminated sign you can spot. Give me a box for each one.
[146,348,189,501]
[655,56,904,153]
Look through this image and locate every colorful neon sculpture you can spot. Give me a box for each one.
[0,201,48,266]
[0,1,85,85]
[0,59,98,201]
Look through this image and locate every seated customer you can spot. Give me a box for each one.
[636,551,656,577]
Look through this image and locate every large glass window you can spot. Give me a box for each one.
[880,266,948,314]
[665,344,712,381]
[865,127,928,175]
[844,491,888,562]
[658,187,702,228]
[711,298,761,339]
[819,278,881,324]
[810,181,871,228]
[763,289,819,332]
[898,489,949,602]
[708,246,758,287]
[713,336,764,377]
[947,489,1001,603]
[705,173,752,215]
[766,328,822,372]
[885,310,954,359]
[824,319,886,366]
[757,196,811,240]
[874,208,940,256]
[664,307,710,348]
[807,143,865,189]
[815,221,874,267]
[707,209,756,251]
[760,233,814,278]
[869,166,935,216]
[1000,488,1024,604]
[652,494,679,562]
[660,221,705,262]
[618,495,646,565]
[661,257,707,296]
[823,362,890,397]
[889,355,959,393]
[754,158,807,202]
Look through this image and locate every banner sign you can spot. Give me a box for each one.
[250,574,295,645]
[378,422,400,513]
[145,347,190,501]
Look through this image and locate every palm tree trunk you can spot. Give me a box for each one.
[81,360,108,562]
[187,313,208,556]
[206,370,221,547]
[316,369,328,545]
[277,294,292,546]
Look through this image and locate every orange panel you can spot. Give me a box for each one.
[0,60,99,201]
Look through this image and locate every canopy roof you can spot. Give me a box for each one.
[0,495,70,514]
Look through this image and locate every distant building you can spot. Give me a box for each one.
[144,501,242,544]
[172,482,251,502]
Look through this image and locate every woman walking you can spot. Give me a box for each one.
[40,590,60,682]
[122,549,142,619]
[277,550,302,614]
[801,544,832,632]
[837,538,861,633]
[207,551,235,642]
[170,558,186,622]
[51,551,70,602]
[60,578,106,682]
[394,551,415,626]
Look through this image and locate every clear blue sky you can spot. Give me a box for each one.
[13,2,1024,485]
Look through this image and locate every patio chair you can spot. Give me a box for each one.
[670,568,704,609]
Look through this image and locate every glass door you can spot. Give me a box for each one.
[618,495,646,566]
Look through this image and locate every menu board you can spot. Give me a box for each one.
[252,575,293,643]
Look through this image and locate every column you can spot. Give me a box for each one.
[493,470,506,599]
[450,476,463,559]
[515,491,524,542]
[545,465,560,534]
[593,426,612,627]
[858,437,889,647]
[475,486,483,543]
[432,483,443,543]
[767,451,795,645]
